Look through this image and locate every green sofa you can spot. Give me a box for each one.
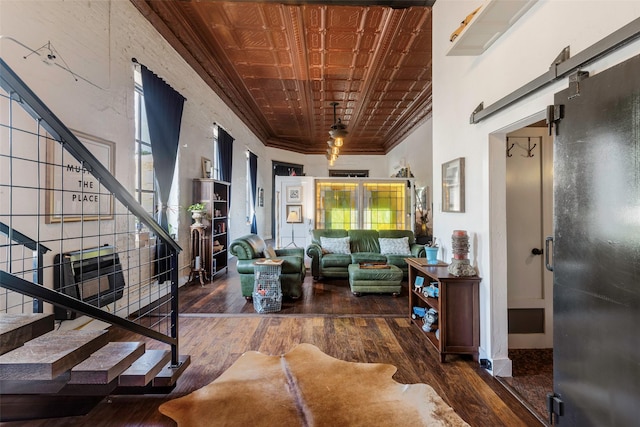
[306,229,425,280]
[229,234,305,300]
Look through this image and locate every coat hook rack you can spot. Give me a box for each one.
[506,138,515,157]
[523,137,539,158]
[506,136,541,158]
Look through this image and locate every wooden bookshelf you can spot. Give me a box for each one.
[406,258,480,362]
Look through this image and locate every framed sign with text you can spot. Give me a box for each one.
[45,130,115,223]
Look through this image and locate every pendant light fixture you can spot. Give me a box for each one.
[329,102,347,147]
[326,149,338,162]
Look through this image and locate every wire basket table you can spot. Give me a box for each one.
[253,259,284,313]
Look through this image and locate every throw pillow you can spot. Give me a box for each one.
[379,237,411,256]
[320,236,351,254]
[265,245,277,259]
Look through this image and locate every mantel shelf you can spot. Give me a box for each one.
[447,0,539,56]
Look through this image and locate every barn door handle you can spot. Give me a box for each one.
[531,248,543,255]
[545,236,554,271]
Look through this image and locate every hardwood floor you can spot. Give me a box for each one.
[7,261,543,426]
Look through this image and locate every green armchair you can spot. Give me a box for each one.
[229,234,305,299]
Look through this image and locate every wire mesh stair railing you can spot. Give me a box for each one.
[0,58,183,366]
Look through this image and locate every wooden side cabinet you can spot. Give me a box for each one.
[193,179,230,279]
[406,258,480,362]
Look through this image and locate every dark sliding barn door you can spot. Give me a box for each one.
[551,53,640,425]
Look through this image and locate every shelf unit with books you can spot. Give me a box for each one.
[193,179,230,279]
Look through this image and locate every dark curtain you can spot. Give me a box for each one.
[141,65,185,284]
[249,151,258,234]
[217,127,234,204]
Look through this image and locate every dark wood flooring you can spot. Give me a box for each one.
[6,261,543,426]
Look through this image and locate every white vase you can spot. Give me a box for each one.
[191,210,204,225]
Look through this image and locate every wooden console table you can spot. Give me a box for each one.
[406,257,480,362]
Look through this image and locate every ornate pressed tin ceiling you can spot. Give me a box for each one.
[131,0,434,155]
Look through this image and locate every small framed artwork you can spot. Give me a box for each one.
[201,157,212,178]
[442,157,465,213]
[286,205,303,223]
[286,185,302,203]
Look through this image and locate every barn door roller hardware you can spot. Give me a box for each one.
[546,104,564,136]
[470,16,640,124]
[568,70,590,99]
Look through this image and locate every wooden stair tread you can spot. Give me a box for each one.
[69,342,145,384]
[0,314,54,355]
[119,349,171,387]
[0,330,109,380]
[152,354,191,387]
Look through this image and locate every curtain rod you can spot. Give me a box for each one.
[131,57,187,101]
[213,122,231,134]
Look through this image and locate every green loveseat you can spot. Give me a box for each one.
[229,234,305,299]
[306,229,425,280]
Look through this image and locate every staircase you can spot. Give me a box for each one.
[0,313,190,421]
[0,59,190,421]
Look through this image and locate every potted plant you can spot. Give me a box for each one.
[187,202,207,225]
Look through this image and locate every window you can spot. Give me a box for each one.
[329,169,369,177]
[245,151,254,224]
[315,180,410,230]
[212,125,220,180]
[362,182,407,230]
[134,70,156,223]
[315,181,359,230]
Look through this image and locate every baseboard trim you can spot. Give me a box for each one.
[491,356,513,377]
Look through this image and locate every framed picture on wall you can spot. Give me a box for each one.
[286,185,302,203]
[442,157,465,213]
[286,205,303,223]
[201,157,212,178]
[45,130,115,223]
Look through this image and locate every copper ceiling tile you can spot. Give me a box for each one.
[130,0,433,155]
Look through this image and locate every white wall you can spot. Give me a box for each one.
[387,118,433,224]
[387,118,432,186]
[303,153,389,177]
[432,0,640,375]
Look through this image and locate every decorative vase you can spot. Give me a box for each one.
[425,247,439,264]
[191,210,205,226]
[447,230,476,276]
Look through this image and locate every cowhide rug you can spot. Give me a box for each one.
[159,343,469,426]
